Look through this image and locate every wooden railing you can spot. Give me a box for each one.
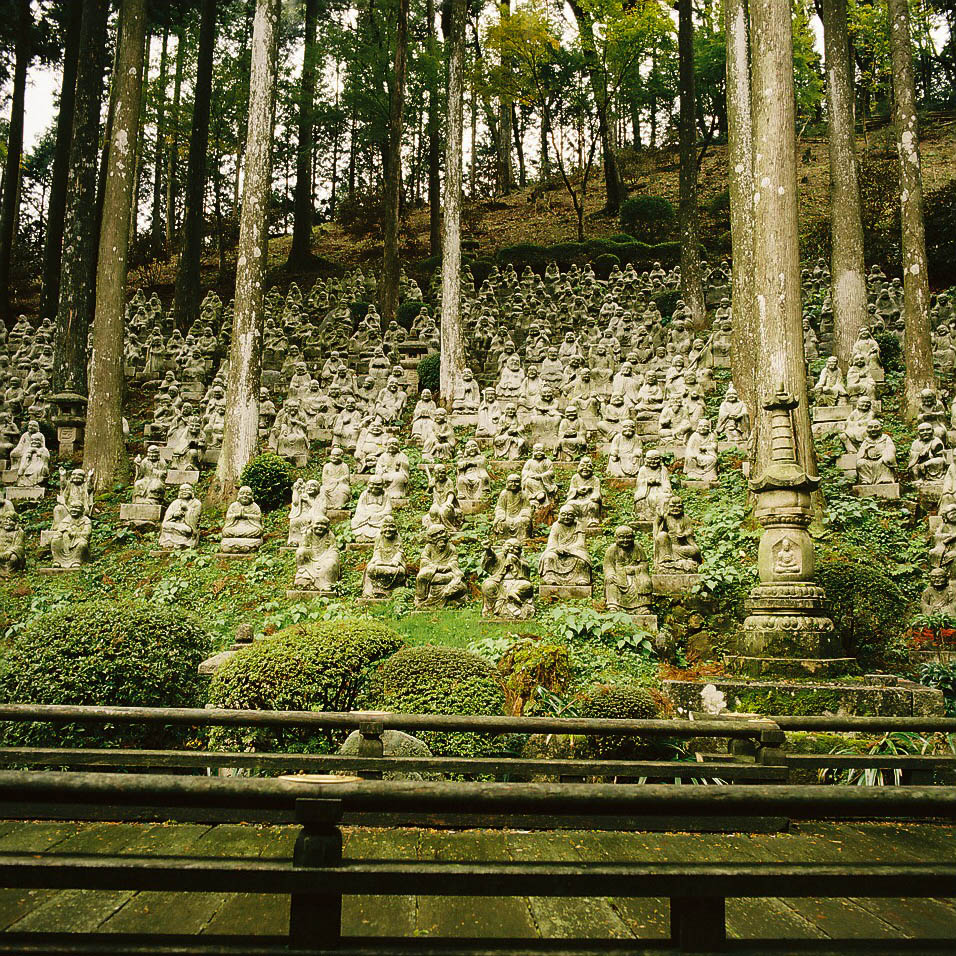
[0,771,952,954]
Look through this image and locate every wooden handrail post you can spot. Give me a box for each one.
[357,719,385,780]
[290,798,344,948]
[670,895,726,951]
[757,725,789,784]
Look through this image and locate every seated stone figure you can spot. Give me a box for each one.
[294,514,341,592]
[423,472,462,535]
[565,456,602,531]
[457,440,490,501]
[930,503,956,576]
[318,446,351,512]
[921,567,956,618]
[607,419,643,478]
[475,388,502,439]
[411,388,438,442]
[132,446,167,505]
[289,478,322,545]
[158,484,202,550]
[221,485,263,553]
[521,443,557,507]
[494,472,533,541]
[351,475,393,543]
[375,436,410,501]
[715,384,750,445]
[909,422,947,483]
[0,511,25,576]
[684,419,718,482]
[634,450,672,521]
[855,420,896,486]
[15,434,50,487]
[557,406,588,460]
[481,539,535,620]
[492,404,528,461]
[851,326,883,377]
[539,505,592,588]
[354,419,389,474]
[51,467,94,532]
[422,408,456,467]
[453,367,481,414]
[415,526,467,607]
[846,354,877,402]
[653,496,702,574]
[841,396,877,455]
[50,503,92,569]
[813,356,848,406]
[603,525,652,613]
[362,517,406,599]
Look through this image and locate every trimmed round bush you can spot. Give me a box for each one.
[0,601,211,748]
[418,353,439,394]
[209,618,404,753]
[874,331,903,374]
[469,258,495,286]
[619,196,675,243]
[397,300,422,330]
[578,683,662,760]
[240,452,294,510]
[653,289,681,320]
[592,253,621,280]
[379,644,506,757]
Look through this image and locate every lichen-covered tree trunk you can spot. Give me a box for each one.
[84,0,149,491]
[749,0,817,480]
[380,0,410,323]
[40,0,81,322]
[822,0,867,372]
[150,26,169,260]
[287,0,318,269]
[440,0,467,410]
[53,0,109,394]
[677,0,705,328]
[213,0,280,503]
[173,0,217,330]
[888,0,935,420]
[725,0,756,414]
[165,27,185,252]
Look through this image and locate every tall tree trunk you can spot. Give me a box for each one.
[166,25,185,251]
[85,0,148,491]
[470,81,478,197]
[678,0,705,327]
[0,0,31,319]
[287,0,318,268]
[540,107,550,181]
[888,0,934,419]
[151,26,169,259]
[214,0,280,501]
[41,0,81,320]
[173,0,217,330]
[440,0,467,408]
[129,30,152,250]
[496,0,513,196]
[380,0,410,323]
[513,104,526,188]
[725,0,756,413]
[330,60,340,217]
[749,0,817,479]
[426,0,440,255]
[53,0,109,395]
[822,0,867,372]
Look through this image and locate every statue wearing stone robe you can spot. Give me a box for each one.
[603,526,652,612]
[294,516,341,591]
[539,506,592,587]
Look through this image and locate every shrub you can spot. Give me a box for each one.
[592,253,621,280]
[815,559,911,669]
[918,661,956,717]
[417,353,439,394]
[653,289,681,320]
[336,189,383,235]
[209,618,403,753]
[348,301,371,324]
[924,179,956,286]
[707,189,731,217]
[498,639,570,716]
[240,452,294,511]
[469,258,495,286]
[609,233,634,243]
[0,601,211,748]
[379,644,506,756]
[874,331,903,374]
[619,196,675,243]
[397,300,422,330]
[577,683,663,760]
[496,242,549,274]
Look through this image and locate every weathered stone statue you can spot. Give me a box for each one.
[15,434,50,487]
[813,356,848,406]
[539,505,592,589]
[684,419,719,483]
[51,468,94,533]
[855,421,897,486]
[493,473,533,541]
[481,539,535,619]
[375,436,410,501]
[634,450,672,522]
[841,396,877,455]
[0,510,25,576]
[521,443,557,507]
[289,478,322,545]
[318,446,351,512]
[415,526,467,607]
[557,405,588,459]
[565,456,602,531]
[452,367,481,415]
[158,484,202,550]
[351,475,393,543]
[846,354,877,402]
[921,567,956,618]
[362,517,406,598]
[424,473,462,535]
[929,503,956,576]
[909,422,947,483]
[716,384,750,446]
[132,446,167,505]
[653,496,702,573]
[221,485,264,553]
[457,440,490,501]
[603,525,652,613]
[294,514,341,592]
[607,419,643,479]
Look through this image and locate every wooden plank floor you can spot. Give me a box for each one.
[0,821,952,941]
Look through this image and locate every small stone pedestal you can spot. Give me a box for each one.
[286,589,336,601]
[630,613,659,634]
[653,573,700,596]
[5,486,44,503]
[459,499,486,515]
[853,482,900,499]
[326,510,350,524]
[166,469,200,486]
[120,503,162,528]
[683,479,717,491]
[347,541,373,552]
[539,585,592,601]
[38,566,80,576]
[199,625,256,677]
